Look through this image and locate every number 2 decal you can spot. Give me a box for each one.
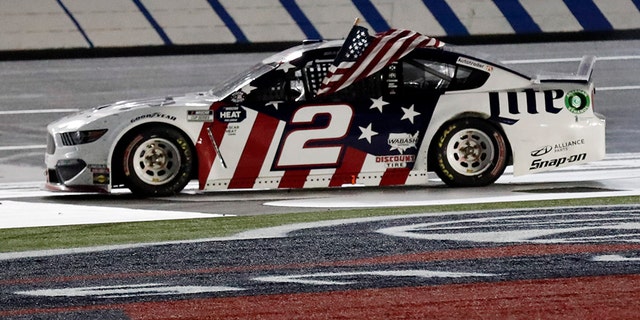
[275,104,354,168]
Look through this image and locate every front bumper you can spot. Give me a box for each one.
[45,132,111,193]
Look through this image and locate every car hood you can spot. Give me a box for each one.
[95,92,217,113]
[49,92,218,132]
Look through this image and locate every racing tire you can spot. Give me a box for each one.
[431,118,509,187]
[120,127,194,197]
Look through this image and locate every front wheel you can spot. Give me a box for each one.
[431,118,509,187]
[120,127,194,197]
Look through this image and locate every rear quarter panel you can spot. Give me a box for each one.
[423,72,604,177]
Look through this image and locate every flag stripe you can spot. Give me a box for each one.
[347,30,423,88]
[318,28,443,96]
[329,147,368,186]
[228,113,280,189]
[331,29,405,91]
[380,168,411,186]
[279,169,310,188]
[196,102,229,189]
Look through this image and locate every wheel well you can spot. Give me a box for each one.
[427,116,513,171]
[110,123,198,187]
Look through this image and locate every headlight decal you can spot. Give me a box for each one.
[60,129,108,146]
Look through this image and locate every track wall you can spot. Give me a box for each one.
[2,0,639,51]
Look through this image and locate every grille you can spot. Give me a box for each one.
[60,132,75,146]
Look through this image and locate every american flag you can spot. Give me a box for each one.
[317,27,445,96]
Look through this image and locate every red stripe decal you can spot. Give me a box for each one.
[329,147,367,186]
[196,102,228,190]
[278,169,311,189]
[228,113,280,189]
[379,167,411,186]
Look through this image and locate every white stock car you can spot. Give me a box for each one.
[45,37,605,197]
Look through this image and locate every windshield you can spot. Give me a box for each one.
[209,62,277,98]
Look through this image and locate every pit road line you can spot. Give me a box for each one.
[0,145,45,151]
[0,109,79,115]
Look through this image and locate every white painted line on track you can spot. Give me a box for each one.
[0,200,229,229]
[598,85,640,91]
[502,55,640,64]
[0,145,45,151]
[0,109,79,115]
[592,255,640,262]
[0,153,638,230]
[266,153,640,208]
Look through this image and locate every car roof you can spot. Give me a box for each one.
[262,40,343,65]
[262,38,530,80]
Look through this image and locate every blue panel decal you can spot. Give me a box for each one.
[562,0,613,31]
[206,0,249,43]
[57,0,94,48]
[351,0,390,33]
[420,0,469,36]
[280,0,322,40]
[132,0,173,45]
[492,0,541,33]
[633,0,640,12]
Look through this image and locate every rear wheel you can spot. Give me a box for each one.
[120,127,194,196]
[431,118,508,187]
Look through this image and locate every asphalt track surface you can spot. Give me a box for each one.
[1,39,640,318]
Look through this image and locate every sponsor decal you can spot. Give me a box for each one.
[375,155,415,168]
[89,165,109,185]
[529,153,587,170]
[456,56,494,72]
[553,138,584,153]
[215,105,246,123]
[388,132,418,154]
[187,110,214,122]
[230,91,245,103]
[130,112,177,123]
[489,89,564,125]
[93,173,109,184]
[225,124,240,136]
[564,90,590,114]
[531,145,553,157]
[531,139,585,157]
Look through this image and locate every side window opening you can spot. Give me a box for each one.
[245,70,288,103]
[401,58,490,93]
[402,59,455,92]
[449,65,490,91]
[245,65,308,103]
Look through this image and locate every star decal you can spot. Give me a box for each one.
[277,62,296,73]
[241,84,256,95]
[266,100,283,110]
[401,105,420,124]
[369,97,389,113]
[358,123,378,144]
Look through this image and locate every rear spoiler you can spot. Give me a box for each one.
[535,55,596,83]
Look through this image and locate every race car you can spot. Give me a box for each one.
[45,28,605,196]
